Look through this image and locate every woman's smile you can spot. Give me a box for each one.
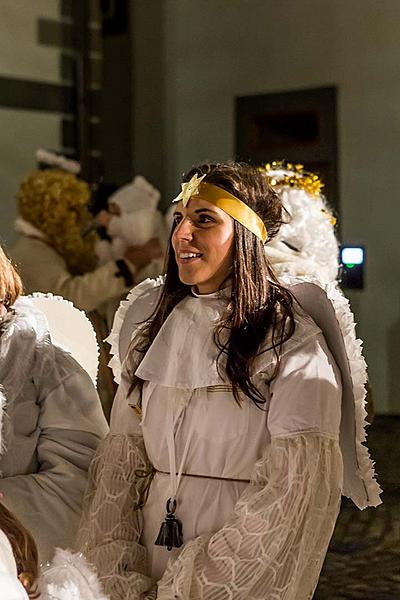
[175,248,204,264]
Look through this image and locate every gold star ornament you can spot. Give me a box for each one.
[172,173,206,207]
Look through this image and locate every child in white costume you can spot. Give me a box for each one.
[76,163,381,600]
[96,176,167,282]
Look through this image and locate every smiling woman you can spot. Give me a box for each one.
[171,199,234,293]
[77,162,381,600]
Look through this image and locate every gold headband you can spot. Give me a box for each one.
[172,174,268,243]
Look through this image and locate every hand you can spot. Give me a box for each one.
[18,572,34,591]
[95,209,113,227]
[124,238,162,270]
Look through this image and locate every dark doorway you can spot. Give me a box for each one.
[235,87,338,210]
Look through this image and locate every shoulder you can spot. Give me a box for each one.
[11,239,66,290]
[268,329,342,438]
[107,276,165,383]
[12,235,59,261]
[253,300,322,377]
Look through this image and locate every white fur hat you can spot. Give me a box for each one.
[108,175,161,213]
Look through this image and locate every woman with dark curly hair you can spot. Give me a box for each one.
[78,162,380,600]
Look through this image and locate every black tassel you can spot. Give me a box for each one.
[155,498,183,551]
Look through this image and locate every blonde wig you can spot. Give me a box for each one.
[17,169,98,275]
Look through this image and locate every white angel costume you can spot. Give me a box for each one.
[0,294,108,563]
[263,164,339,287]
[76,276,381,600]
[96,176,167,283]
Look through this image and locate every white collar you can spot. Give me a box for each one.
[14,217,47,240]
[135,293,319,389]
[190,284,231,300]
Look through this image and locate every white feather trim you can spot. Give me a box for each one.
[41,548,109,600]
[324,282,382,507]
[266,186,339,286]
[283,274,382,508]
[106,276,165,383]
[27,293,99,386]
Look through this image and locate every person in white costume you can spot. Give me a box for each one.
[95,176,167,283]
[261,161,375,423]
[76,162,381,600]
[11,155,162,315]
[0,245,109,564]
[10,152,162,417]
[261,161,339,286]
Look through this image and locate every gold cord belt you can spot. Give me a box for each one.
[156,469,250,483]
[134,466,250,509]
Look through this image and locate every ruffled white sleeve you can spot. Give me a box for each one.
[155,333,343,600]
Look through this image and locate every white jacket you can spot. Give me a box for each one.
[11,220,129,314]
[0,296,108,563]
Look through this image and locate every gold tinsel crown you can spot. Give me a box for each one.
[260,160,324,198]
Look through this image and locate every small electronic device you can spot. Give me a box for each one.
[340,245,365,289]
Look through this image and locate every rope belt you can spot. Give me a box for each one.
[134,466,250,509]
[156,469,250,484]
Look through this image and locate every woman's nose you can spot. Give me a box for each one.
[174,218,194,241]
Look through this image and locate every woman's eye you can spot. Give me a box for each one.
[198,215,214,224]
[173,214,182,225]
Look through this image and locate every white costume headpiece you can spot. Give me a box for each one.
[262,161,339,286]
[108,175,161,213]
[36,149,81,175]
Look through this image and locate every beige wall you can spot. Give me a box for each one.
[1,1,398,412]
[0,0,62,247]
[134,0,400,413]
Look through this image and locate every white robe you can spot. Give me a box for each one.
[76,277,382,599]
